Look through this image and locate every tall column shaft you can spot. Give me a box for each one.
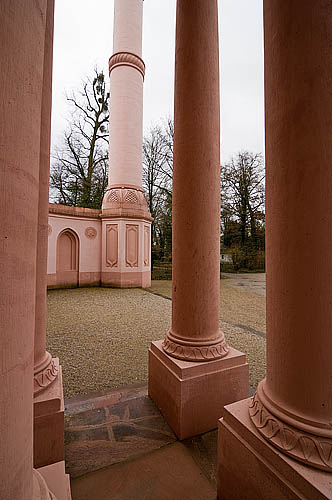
[108,0,144,188]
[34,0,58,394]
[148,0,249,439]
[250,0,332,471]
[101,0,152,289]
[0,0,46,498]
[163,0,228,361]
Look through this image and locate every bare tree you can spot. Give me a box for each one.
[221,151,265,270]
[221,151,265,243]
[50,69,109,208]
[142,119,174,262]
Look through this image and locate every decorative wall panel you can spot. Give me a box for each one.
[106,224,118,267]
[126,224,139,267]
[144,226,150,266]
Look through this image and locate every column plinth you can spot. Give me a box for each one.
[218,399,332,500]
[148,0,249,439]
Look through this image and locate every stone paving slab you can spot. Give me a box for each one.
[65,384,220,498]
[65,385,176,478]
[70,441,216,500]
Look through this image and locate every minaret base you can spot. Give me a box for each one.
[101,186,152,288]
[101,217,151,288]
[217,398,332,500]
[148,340,249,440]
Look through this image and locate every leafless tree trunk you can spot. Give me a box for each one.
[50,69,109,209]
[142,119,174,263]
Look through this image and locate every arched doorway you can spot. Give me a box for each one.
[56,229,79,288]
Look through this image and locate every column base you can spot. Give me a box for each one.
[148,340,249,440]
[34,358,64,468]
[37,461,71,500]
[217,398,332,500]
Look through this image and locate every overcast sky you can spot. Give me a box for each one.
[51,0,264,163]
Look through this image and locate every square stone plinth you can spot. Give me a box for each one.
[34,358,64,468]
[218,398,332,500]
[38,461,71,500]
[148,340,249,440]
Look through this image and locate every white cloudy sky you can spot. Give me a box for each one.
[51,0,264,163]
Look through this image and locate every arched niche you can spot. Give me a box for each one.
[56,229,79,288]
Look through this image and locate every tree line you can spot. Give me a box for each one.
[50,70,265,272]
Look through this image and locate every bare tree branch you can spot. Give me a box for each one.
[50,69,109,208]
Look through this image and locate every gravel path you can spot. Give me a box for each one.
[47,276,266,398]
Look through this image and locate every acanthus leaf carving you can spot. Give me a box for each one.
[34,358,59,394]
[249,392,332,472]
[162,337,229,362]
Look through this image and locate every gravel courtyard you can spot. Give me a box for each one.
[47,275,266,398]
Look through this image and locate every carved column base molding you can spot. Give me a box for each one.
[33,470,57,500]
[34,352,59,395]
[162,329,229,362]
[249,382,332,472]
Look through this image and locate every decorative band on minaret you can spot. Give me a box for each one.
[101,0,152,288]
[109,52,146,79]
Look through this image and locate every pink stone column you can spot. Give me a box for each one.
[163,0,228,361]
[108,0,144,188]
[148,0,249,440]
[34,0,58,395]
[101,0,152,288]
[249,0,332,472]
[0,0,53,498]
[33,0,66,472]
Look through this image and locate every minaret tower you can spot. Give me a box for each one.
[102,0,152,288]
